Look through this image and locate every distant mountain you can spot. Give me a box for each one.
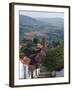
[19,15,43,25]
[19,15,64,43]
[36,18,64,28]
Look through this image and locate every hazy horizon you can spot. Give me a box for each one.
[19,11,64,19]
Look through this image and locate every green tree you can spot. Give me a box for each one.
[43,43,64,72]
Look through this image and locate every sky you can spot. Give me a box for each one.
[19,10,64,18]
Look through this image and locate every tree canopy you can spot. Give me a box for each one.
[43,43,64,71]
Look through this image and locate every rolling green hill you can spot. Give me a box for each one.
[19,15,64,45]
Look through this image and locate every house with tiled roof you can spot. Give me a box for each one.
[19,37,48,79]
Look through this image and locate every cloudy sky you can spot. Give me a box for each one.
[19,10,64,18]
